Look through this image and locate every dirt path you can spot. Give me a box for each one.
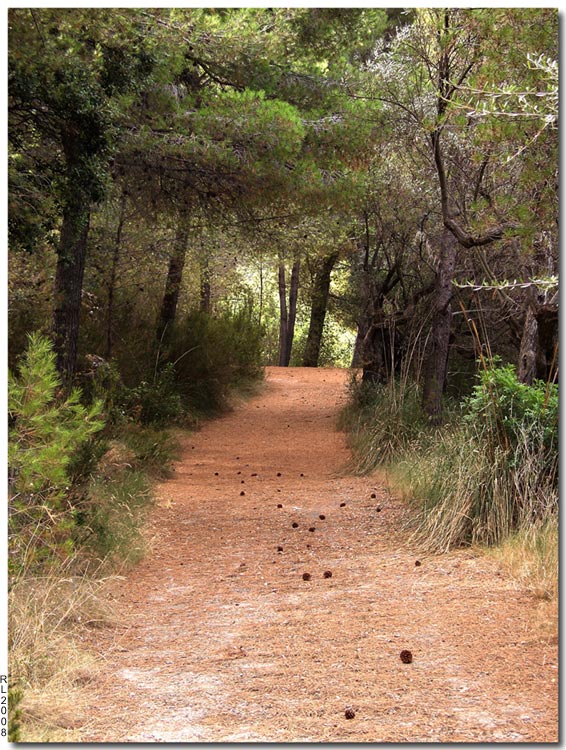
[82,367,557,742]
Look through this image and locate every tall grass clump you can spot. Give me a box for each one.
[342,362,558,588]
[339,374,430,473]
[394,364,558,552]
[8,563,116,742]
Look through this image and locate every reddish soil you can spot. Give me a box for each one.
[81,367,558,742]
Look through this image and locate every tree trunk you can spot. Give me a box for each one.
[156,219,189,344]
[351,326,366,368]
[105,191,127,359]
[517,296,558,385]
[277,263,288,366]
[351,226,372,368]
[277,259,300,367]
[422,228,457,422]
[52,198,91,386]
[361,323,388,385]
[285,259,300,365]
[517,303,538,385]
[303,251,339,367]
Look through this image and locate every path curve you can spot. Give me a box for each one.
[83,367,557,742]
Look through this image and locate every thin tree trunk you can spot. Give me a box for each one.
[156,219,190,343]
[258,257,264,327]
[277,263,288,366]
[351,328,365,368]
[303,252,339,367]
[105,191,127,359]
[285,259,300,365]
[422,228,457,422]
[278,259,301,367]
[52,198,91,386]
[351,221,372,368]
[517,302,539,385]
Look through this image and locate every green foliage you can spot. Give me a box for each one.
[127,363,184,426]
[73,424,178,564]
[9,8,158,221]
[8,334,105,571]
[465,364,558,463]
[8,333,105,497]
[343,364,558,551]
[300,314,356,368]
[167,308,264,414]
[77,470,152,567]
[118,424,180,479]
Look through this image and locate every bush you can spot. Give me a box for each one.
[395,366,558,551]
[125,363,185,426]
[166,308,264,414]
[342,364,558,552]
[76,470,152,567]
[8,333,105,572]
[465,363,558,473]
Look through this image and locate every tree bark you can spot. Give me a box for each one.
[351,224,372,368]
[517,304,538,385]
[52,198,91,386]
[303,251,339,367]
[105,191,127,359]
[277,263,288,367]
[156,219,190,344]
[285,259,300,365]
[422,228,457,422]
[517,294,558,385]
[278,259,300,367]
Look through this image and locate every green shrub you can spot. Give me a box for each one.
[8,334,105,497]
[70,423,178,564]
[9,683,23,742]
[167,308,264,414]
[118,423,180,478]
[126,363,185,426]
[465,364,558,472]
[76,470,153,566]
[342,364,558,552]
[394,366,558,551]
[8,333,105,572]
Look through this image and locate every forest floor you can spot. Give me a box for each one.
[80,367,558,743]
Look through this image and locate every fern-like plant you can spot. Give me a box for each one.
[8,333,105,570]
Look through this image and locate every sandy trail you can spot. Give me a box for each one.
[82,367,557,742]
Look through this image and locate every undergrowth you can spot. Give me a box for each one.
[8,334,180,740]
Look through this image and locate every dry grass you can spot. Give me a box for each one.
[9,564,120,741]
[488,519,558,602]
[487,519,558,642]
